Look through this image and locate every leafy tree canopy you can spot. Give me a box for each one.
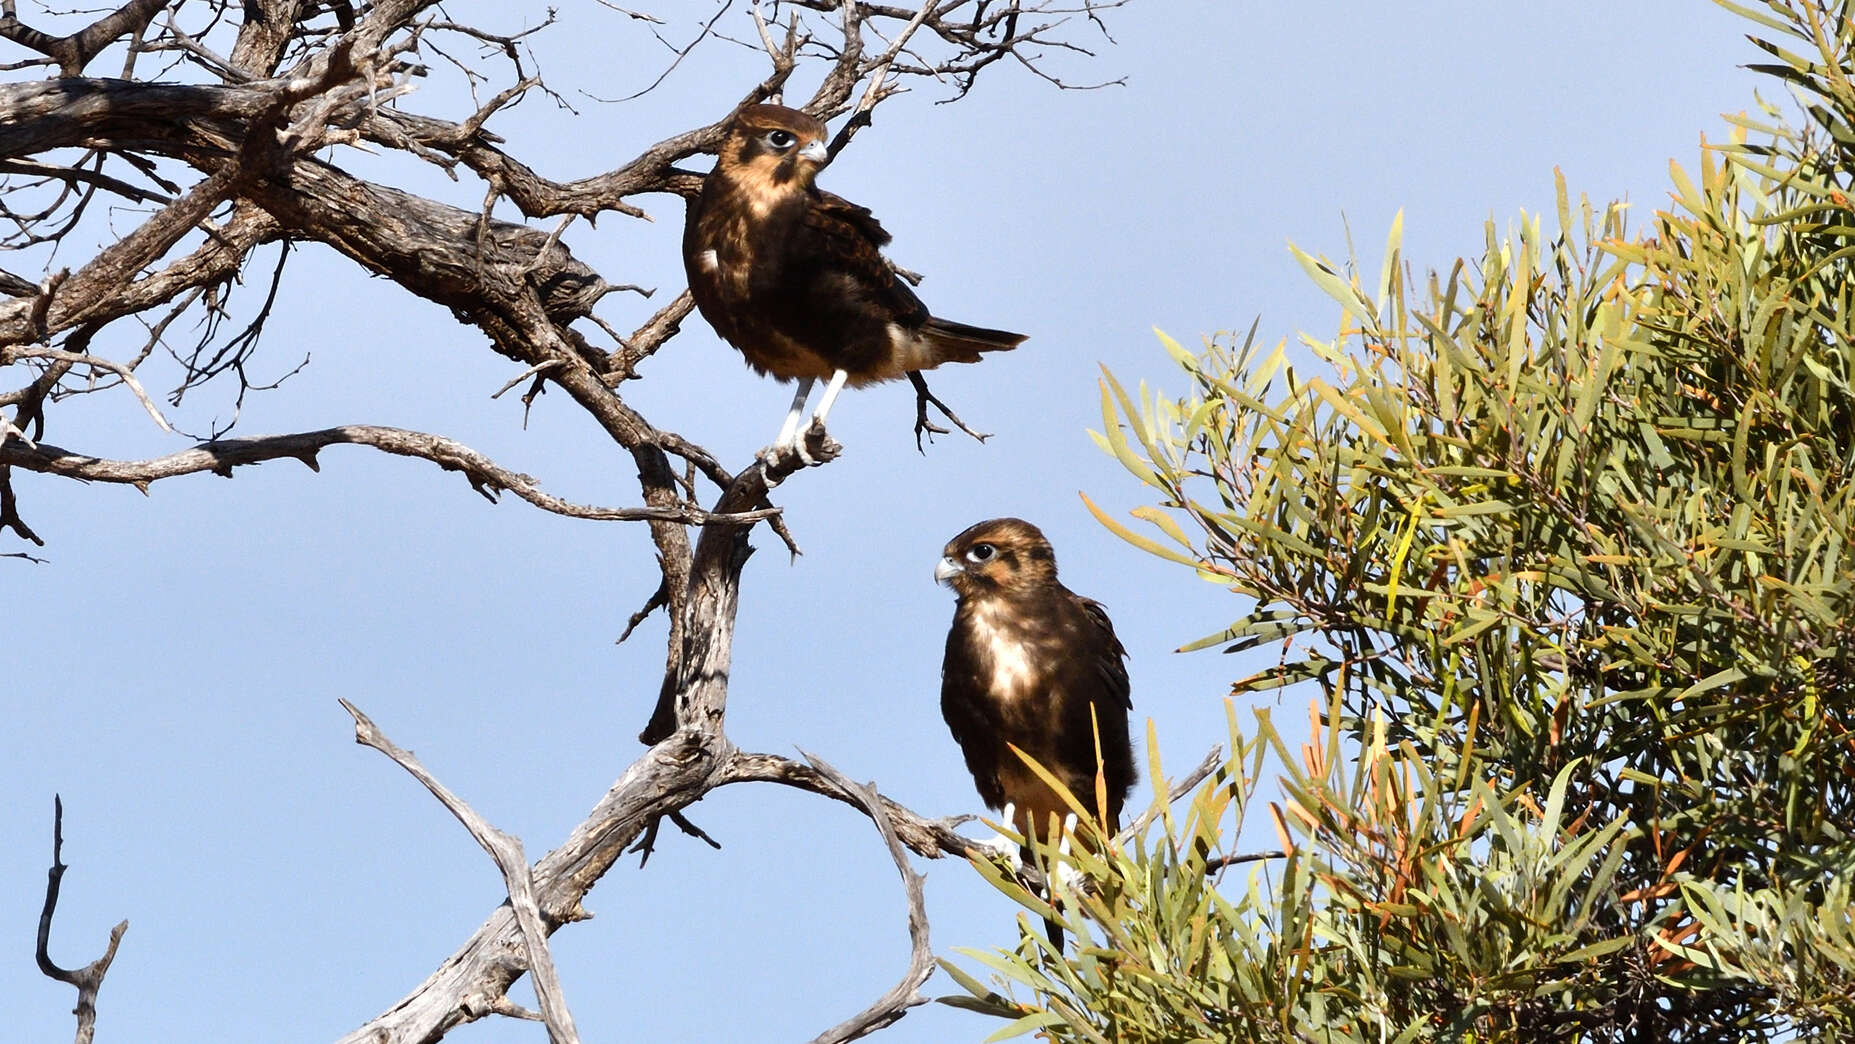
[949,2,1855,1040]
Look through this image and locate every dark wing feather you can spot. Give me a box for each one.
[1078,597,1132,710]
[1052,592,1136,829]
[814,190,891,247]
[801,191,929,327]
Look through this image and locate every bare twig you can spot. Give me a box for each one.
[0,346,172,433]
[36,796,129,1044]
[1204,850,1287,873]
[616,578,670,645]
[491,358,564,399]
[340,700,584,1044]
[667,809,723,849]
[1122,746,1223,838]
[800,753,935,1044]
[0,462,41,545]
[0,0,170,76]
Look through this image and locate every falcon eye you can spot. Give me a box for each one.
[965,543,996,563]
[765,130,796,149]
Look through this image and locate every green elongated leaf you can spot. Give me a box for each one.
[1669,159,1711,220]
[958,946,1064,994]
[1713,0,1801,34]
[1424,465,1520,479]
[1095,378,1160,488]
[982,1010,1067,1042]
[1676,667,1749,700]
[1154,326,1195,367]
[1080,491,1199,566]
[1376,209,1404,316]
[1289,240,1380,336]
[1179,612,1311,654]
[1432,499,1515,518]
[1231,655,1340,694]
[936,995,1021,1017]
[1130,505,1198,555]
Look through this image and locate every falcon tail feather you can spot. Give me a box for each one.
[921,317,1027,365]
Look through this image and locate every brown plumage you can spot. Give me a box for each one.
[937,518,1136,842]
[683,104,1025,454]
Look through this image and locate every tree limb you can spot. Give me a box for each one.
[0,425,777,526]
[341,701,584,1044]
[798,753,936,1044]
[36,796,128,1044]
[0,0,170,77]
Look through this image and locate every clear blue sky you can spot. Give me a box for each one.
[5,2,1762,1040]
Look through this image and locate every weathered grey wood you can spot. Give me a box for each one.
[5,3,1141,1041]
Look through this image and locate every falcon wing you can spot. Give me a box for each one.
[1078,597,1132,710]
[1052,594,1136,829]
[814,190,892,247]
[800,190,930,327]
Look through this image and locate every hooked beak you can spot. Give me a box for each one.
[799,139,829,165]
[934,556,962,586]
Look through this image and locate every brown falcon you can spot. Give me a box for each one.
[683,104,1025,457]
[937,518,1136,948]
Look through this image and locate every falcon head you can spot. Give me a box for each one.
[718,104,830,190]
[936,517,1058,597]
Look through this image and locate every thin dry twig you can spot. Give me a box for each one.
[1204,850,1287,873]
[1,346,173,433]
[724,750,980,862]
[1122,746,1223,839]
[491,358,564,399]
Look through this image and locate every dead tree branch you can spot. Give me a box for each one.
[336,445,813,1042]
[341,701,583,1044]
[0,424,776,525]
[799,753,936,1044]
[724,750,980,861]
[0,0,170,77]
[36,796,128,1044]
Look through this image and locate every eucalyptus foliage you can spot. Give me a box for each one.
[948,2,1855,1039]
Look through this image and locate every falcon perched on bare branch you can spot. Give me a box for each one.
[936,518,1136,946]
[684,104,1025,459]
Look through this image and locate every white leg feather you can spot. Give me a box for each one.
[772,377,815,449]
[976,801,1022,865]
[1052,813,1084,888]
[1056,813,1078,856]
[809,368,850,429]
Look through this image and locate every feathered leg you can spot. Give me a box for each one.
[809,368,850,430]
[771,376,816,449]
[977,801,1021,861]
[978,803,1066,952]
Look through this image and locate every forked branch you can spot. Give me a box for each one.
[341,701,583,1044]
[36,796,128,1044]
